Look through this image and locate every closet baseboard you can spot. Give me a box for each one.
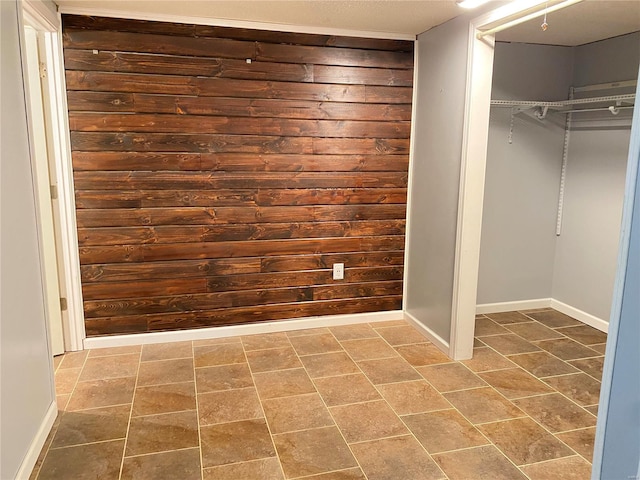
[404,311,450,355]
[84,310,404,349]
[476,298,552,314]
[550,299,609,333]
[15,400,57,480]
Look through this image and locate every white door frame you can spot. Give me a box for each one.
[21,0,85,351]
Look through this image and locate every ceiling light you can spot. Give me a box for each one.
[457,0,492,9]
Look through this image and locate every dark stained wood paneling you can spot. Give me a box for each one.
[63,15,412,336]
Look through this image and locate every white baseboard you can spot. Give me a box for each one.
[476,298,552,314]
[550,299,609,333]
[15,401,57,480]
[84,310,405,349]
[403,311,450,355]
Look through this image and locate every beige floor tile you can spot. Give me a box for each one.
[340,337,398,361]
[358,356,421,385]
[298,468,366,479]
[479,368,553,399]
[378,380,451,415]
[262,393,334,434]
[480,334,541,355]
[289,333,342,355]
[203,457,284,480]
[521,455,593,480]
[55,367,82,395]
[507,351,579,378]
[590,343,607,354]
[330,400,408,443]
[329,324,378,340]
[286,327,331,337]
[56,394,71,412]
[585,404,598,415]
[504,322,564,341]
[195,362,253,393]
[125,410,199,456]
[513,393,596,433]
[485,311,532,325]
[137,357,194,386]
[313,373,381,406]
[417,363,486,392]
[198,387,263,425]
[479,417,573,465]
[67,377,136,411]
[58,350,88,369]
[396,343,452,367]
[474,338,485,347]
[461,347,516,373]
[370,320,408,328]
[121,448,201,480]
[375,325,429,346]
[300,352,360,378]
[38,439,124,480]
[193,336,242,346]
[351,435,445,480]
[569,357,605,380]
[535,338,601,361]
[194,343,246,367]
[444,387,524,424]
[543,373,601,406]
[253,368,316,400]
[141,341,193,362]
[88,345,142,357]
[474,317,509,337]
[201,419,276,468]
[556,427,596,462]
[403,409,488,454]
[241,332,291,351]
[51,405,130,448]
[527,310,582,328]
[132,382,196,416]
[433,445,528,480]
[273,426,357,478]
[79,353,140,382]
[246,346,302,372]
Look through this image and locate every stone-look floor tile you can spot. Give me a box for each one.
[478,417,573,465]
[286,327,331,337]
[201,419,276,468]
[585,404,598,415]
[507,351,579,378]
[521,455,593,480]
[556,427,596,462]
[273,426,357,478]
[330,324,378,340]
[358,357,421,385]
[198,387,263,425]
[543,373,601,406]
[125,410,199,456]
[569,356,605,380]
[289,333,342,355]
[67,377,136,411]
[474,317,509,337]
[403,409,487,454]
[53,354,63,371]
[433,445,528,480]
[504,322,564,341]
[461,347,516,373]
[513,393,596,433]
[396,343,452,367]
[195,362,253,393]
[590,343,607,354]
[298,468,366,479]
[262,393,334,434]
[300,352,359,378]
[330,400,408,443]
[88,345,142,357]
[479,368,553,399]
[137,358,194,386]
[480,334,541,355]
[132,382,196,416]
[246,346,302,372]
[314,373,381,406]
[556,325,606,346]
[444,387,525,424]
[57,394,71,411]
[241,332,291,351]
[121,448,201,480]
[351,435,445,480]
[527,310,582,328]
[194,343,246,367]
[141,341,193,362]
[375,325,429,346]
[378,380,451,415]
[474,338,485,347]
[38,439,124,480]
[535,338,600,361]
[253,368,316,400]
[51,405,130,448]
[58,350,88,369]
[193,336,242,346]
[485,311,532,325]
[203,457,284,480]
[79,353,140,382]
[370,319,408,328]
[417,363,486,392]
[55,367,82,395]
[340,338,398,361]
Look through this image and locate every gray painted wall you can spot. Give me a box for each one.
[478,43,573,304]
[1,1,56,478]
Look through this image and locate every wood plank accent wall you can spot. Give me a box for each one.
[62,15,413,336]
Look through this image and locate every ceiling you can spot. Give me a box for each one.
[55,0,640,45]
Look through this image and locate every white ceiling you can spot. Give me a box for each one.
[55,0,640,45]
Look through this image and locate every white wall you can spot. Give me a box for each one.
[477,43,573,305]
[1,1,56,478]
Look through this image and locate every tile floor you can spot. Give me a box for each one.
[31,308,605,480]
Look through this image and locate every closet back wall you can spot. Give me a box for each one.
[62,15,413,336]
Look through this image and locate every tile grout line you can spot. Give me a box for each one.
[117,348,141,480]
[191,341,205,480]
